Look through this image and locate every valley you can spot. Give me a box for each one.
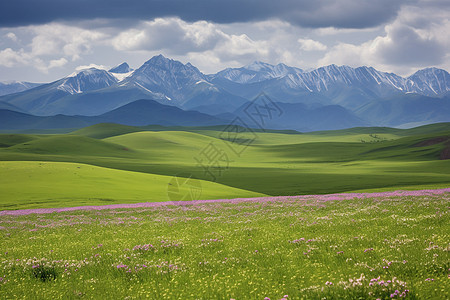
[1,122,449,210]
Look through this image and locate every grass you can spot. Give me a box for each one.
[0,123,449,299]
[0,192,448,299]
[0,161,264,210]
[72,123,142,139]
[0,123,449,210]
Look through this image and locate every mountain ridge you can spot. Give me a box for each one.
[0,99,228,130]
[0,54,449,131]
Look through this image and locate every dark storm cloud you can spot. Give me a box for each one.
[1,0,407,29]
[376,24,446,66]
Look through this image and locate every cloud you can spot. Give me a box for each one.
[0,0,407,29]
[0,24,106,74]
[374,23,445,66]
[315,26,381,36]
[48,57,68,69]
[0,48,30,67]
[112,18,225,55]
[319,3,450,75]
[75,64,109,71]
[0,1,448,81]
[298,38,327,51]
[5,32,18,42]
[111,18,274,73]
[29,24,106,60]
[0,48,61,74]
[112,18,267,58]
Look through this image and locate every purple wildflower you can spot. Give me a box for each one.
[1,187,448,215]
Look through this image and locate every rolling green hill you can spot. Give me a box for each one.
[308,122,450,136]
[0,161,264,210]
[0,122,449,210]
[72,123,142,139]
[5,135,135,157]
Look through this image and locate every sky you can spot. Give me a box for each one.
[0,0,449,82]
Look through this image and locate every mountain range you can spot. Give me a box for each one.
[0,99,227,130]
[0,55,449,131]
[0,81,42,97]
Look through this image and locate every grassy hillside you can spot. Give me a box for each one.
[0,161,264,210]
[72,123,142,139]
[1,192,448,299]
[308,122,450,136]
[0,123,449,210]
[5,135,136,157]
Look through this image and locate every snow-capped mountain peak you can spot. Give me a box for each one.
[121,54,206,103]
[406,68,450,96]
[0,81,41,96]
[108,63,135,82]
[212,61,303,84]
[111,71,134,82]
[109,62,133,74]
[211,62,449,96]
[244,61,275,71]
[58,68,118,95]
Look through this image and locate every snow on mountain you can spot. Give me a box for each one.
[57,68,118,94]
[109,62,133,74]
[0,81,42,96]
[111,71,134,82]
[109,63,135,82]
[127,54,205,88]
[213,62,449,97]
[211,61,303,84]
[122,54,207,103]
[1,54,449,124]
[282,65,406,93]
[406,68,450,96]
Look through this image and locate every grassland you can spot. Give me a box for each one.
[0,191,448,299]
[0,123,449,210]
[0,123,449,299]
[0,161,263,210]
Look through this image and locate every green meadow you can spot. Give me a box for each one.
[0,122,450,210]
[0,123,449,299]
[0,193,448,299]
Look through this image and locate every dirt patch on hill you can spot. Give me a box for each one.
[440,145,450,160]
[413,136,450,160]
[415,136,449,147]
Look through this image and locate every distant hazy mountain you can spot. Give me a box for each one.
[0,81,41,96]
[211,64,450,112]
[0,109,91,130]
[109,62,135,82]
[354,94,450,127]
[233,101,367,132]
[0,68,164,116]
[0,101,28,113]
[95,99,227,126]
[0,99,228,130]
[119,55,248,112]
[212,64,450,97]
[405,68,450,96]
[209,61,303,84]
[109,62,133,74]
[0,55,449,130]
[121,54,205,102]
[57,68,119,95]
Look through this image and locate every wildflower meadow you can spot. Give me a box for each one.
[0,189,448,299]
